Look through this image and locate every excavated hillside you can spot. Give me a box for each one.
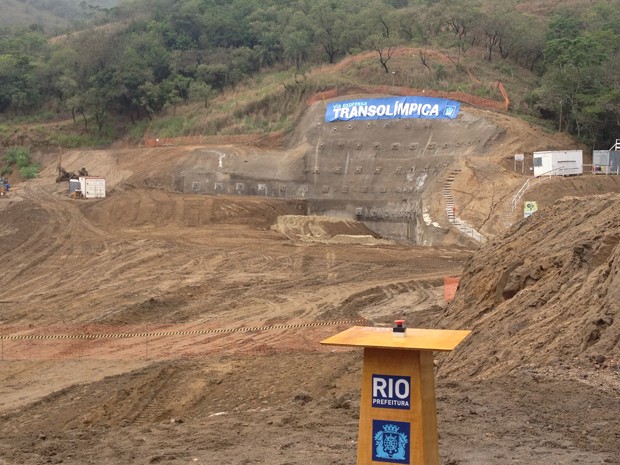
[437,193,620,380]
[1,95,619,464]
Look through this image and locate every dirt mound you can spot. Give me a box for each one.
[273,215,390,245]
[438,193,620,381]
[2,90,620,463]
[0,353,361,431]
[80,190,307,231]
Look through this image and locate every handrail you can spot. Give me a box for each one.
[511,178,531,211]
[535,166,566,178]
[510,167,565,212]
[610,139,620,151]
[443,168,485,243]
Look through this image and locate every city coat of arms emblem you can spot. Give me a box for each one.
[373,421,410,463]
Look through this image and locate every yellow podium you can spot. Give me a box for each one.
[321,324,470,465]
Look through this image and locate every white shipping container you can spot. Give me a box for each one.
[69,178,80,194]
[79,176,106,198]
[533,150,583,177]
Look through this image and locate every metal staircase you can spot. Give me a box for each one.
[443,170,459,224]
[443,169,486,243]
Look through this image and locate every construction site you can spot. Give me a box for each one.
[0,93,619,464]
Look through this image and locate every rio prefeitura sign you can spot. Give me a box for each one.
[321,325,470,465]
[325,97,460,122]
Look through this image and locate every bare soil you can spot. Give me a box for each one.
[0,106,619,464]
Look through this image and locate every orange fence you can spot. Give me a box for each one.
[444,276,460,302]
[497,80,510,111]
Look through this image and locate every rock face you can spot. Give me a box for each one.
[297,103,502,241]
[175,101,505,243]
[438,194,620,378]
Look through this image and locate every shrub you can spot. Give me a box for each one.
[51,132,114,148]
[5,147,30,168]
[19,165,39,179]
[434,64,447,81]
[4,147,39,179]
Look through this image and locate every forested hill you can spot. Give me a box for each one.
[0,0,118,30]
[0,0,618,150]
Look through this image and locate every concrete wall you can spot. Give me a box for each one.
[174,100,502,243]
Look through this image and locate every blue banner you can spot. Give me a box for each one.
[325,96,460,122]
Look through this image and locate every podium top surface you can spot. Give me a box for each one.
[320,326,471,352]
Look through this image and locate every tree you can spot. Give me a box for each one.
[481,14,501,62]
[546,11,581,42]
[544,33,608,73]
[510,17,546,71]
[84,84,110,133]
[254,32,283,68]
[0,53,41,113]
[197,63,228,92]
[66,92,88,128]
[229,46,258,85]
[315,16,341,63]
[108,48,156,121]
[200,1,256,48]
[42,47,80,112]
[366,34,398,73]
[310,0,356,63]
[139,81,166,117]
[537,30,617,144]
[283,26,313,71]
[190,81,215,108]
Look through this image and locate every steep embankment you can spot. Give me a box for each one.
[438,193,620,381]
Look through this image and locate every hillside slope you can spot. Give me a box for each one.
[439,193,620,383]
[0,0,117,28]
[0,94,619,464]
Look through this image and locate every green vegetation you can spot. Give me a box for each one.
[0,0,119,30]
[0,0,618,148]
[3,146,39,178]
[50,132,114,148]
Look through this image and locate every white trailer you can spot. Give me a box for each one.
[533,150,583,177]
[79,176,106,198]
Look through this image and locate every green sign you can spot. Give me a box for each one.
[524,201,538,218]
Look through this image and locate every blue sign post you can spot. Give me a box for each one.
[321,324,470,464]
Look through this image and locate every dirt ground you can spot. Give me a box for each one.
[0,106,619,464]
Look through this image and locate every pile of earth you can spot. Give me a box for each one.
[436,193,620,385]
[2,96,620,463]
[273,215,392,245]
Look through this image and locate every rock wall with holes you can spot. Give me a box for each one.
[297,100,500,243]
[175,99,502,243]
